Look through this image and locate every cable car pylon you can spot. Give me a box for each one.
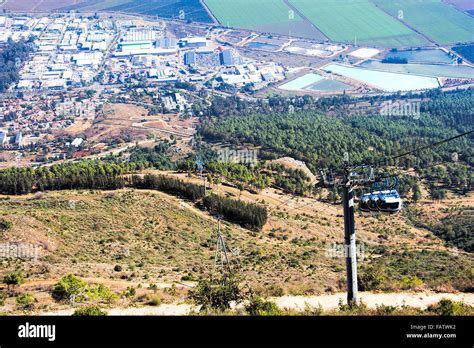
[214,217,232,274]
[321,153,376,306]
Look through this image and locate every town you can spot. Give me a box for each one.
[0,0,472,339]
[1,10,473,169]
[0,13,289,167]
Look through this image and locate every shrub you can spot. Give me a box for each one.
[400,275,424,290]
[190,274,243,312]
[427,299,468,316]
[245,296,283,316]
[72,305,107,316]
[302,302,323,316]
[85,284,117,303]
[375,304,397,315]
[0,218,12,232]
[181,273,194,281]
[4,272,25,287]
[338,299,369,315]
[123,287,136,299]
[16,293,36,309]
[147,294,162,306]
[358,264,387,291]
[265,284,285,297]
[114,265,122,272]
[51,274,87,302]
[164,283,177,296]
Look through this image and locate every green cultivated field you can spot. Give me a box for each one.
[288,0,427,47]
[205,0,294,28]
[373,0,474,45]
[204,0,326,40]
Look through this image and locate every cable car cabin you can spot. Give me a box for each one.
[359,193,371,212]
[359,192,381,212]
[377,190,402,214]
[368,192,381,212]
[359,190,402,214]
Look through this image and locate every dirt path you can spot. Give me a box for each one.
[41,304,194,316]
[38,291,474,316]
[14,278,194,291]
[273,291,474,311]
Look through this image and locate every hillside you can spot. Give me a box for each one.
[0,174,472,301]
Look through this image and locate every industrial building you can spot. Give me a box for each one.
[113,31,177,57]
[0,131,7,145]
[220,50,234,66]
[9,15,113,90]
[14,132,22,146]
[156,38,177,49]
[179,37,207,48]
[71,138,84,147]
[121,29,158,42]
[184,51,196,66]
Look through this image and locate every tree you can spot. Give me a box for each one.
[4,271,25,288]
[236,183,244,199]
[51,274,87,302]
[412,184,422,202]
[327,189,339,204]
[0,38,35,92]
[190,274,243,312]
[429,186,447,201]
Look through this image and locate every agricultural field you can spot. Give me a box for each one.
[204,0,326,40]
[288,0,427,48]
[60,0,213,23]
[444,0,474,11]
[59,0,139,12]
[453,44,474,63]
[373,0,474,45]
[0,0,88,11]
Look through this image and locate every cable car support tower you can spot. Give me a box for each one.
[321,153,376,306]
[214,217,232,274]
[318,130,473,306]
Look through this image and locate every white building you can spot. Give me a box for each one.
[71,138,84,147]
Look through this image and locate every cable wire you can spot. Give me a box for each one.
[352,129,474,170]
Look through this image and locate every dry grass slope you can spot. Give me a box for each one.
[0,183,471,297]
